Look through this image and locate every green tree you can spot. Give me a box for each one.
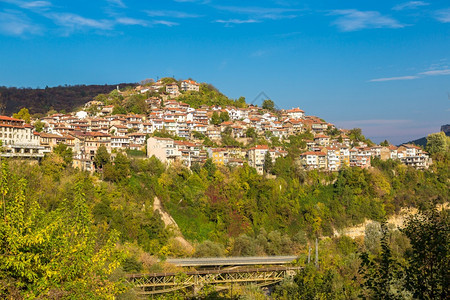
[263,151,273,174]
[33,120,45,132]
[105,152,130,182]
[203,159,217,179]
[380,140,390,147]
[402,205,449,299]
[13,108,31,124]
[349,128,364,144]
[219,111,230,122]
[94,145,110,179]
[246,127,257,139]
[114,152,130,180]
[359,222,405,299]
[262,99,275,111]
[426,131,450,156]
[210,112,221,125]
[53,143,73,167]
[194,240,225,257]
[112,105,127,115]
[235,96,247,108]
[0,163,124,298]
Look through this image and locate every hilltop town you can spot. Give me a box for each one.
[0,78,431,173]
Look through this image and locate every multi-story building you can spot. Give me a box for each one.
[299,151,327,170]
[180,80,200,92]
[0,116,46,159]
[247,145,270,174]
[286,107,305,119]
[325,147,341,171]
[247,145,287,174]
[71,131,111,172]
[349,148,371,169]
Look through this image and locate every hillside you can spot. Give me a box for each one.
[0,84,135,115]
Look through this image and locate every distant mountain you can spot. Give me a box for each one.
[405,136,428,147]
[401,124,450,147]
[441,124,450,136]
[0,84,135,116]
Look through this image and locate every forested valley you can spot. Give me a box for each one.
[0,137,448,299]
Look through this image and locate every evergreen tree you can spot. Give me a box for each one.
[263,151,273,174]
[380,140,390,147]
[262,99,275,111]
[402,205,449,299]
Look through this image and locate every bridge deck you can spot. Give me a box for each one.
[165,255,298,267]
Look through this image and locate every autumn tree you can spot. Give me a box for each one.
[0,163,124,298]
[13,108,31,123]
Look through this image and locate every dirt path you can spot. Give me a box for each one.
[153,196,194,253]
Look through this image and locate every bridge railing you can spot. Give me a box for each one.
[127,266,301,295]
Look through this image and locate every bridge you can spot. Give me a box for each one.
[127,256,300,296]
[166,255,298,267]
[127,266,301,296]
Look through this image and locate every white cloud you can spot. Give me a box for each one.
[151,20,179,27]
[336,119,412,127]
[369,75,419,82]
[370,67,450,83]
[435,9,450,23]
[46,12,113,30]
[0,9,42,36]
[215,19,260,26]
[106,0,126,8]
[0,0,51,10]
[392,1,429,11]
[21,1,51,8]
[173,0,210,3]
[215,6,300,21]
[116,17,147,26]
[330,9,404,31]
[145,10,200,18]
[419,69,450,76]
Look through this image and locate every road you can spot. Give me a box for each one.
[166,256,298,267]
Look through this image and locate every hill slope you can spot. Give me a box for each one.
[0,84,135,115]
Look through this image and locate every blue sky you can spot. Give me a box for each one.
[0,0,449,144]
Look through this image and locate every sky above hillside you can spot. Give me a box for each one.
[0,0,449,144]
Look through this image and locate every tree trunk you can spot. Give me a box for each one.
[315,237,319,269]
[308,244,311,264]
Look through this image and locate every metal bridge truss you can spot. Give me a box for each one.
[127,266,300,295]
